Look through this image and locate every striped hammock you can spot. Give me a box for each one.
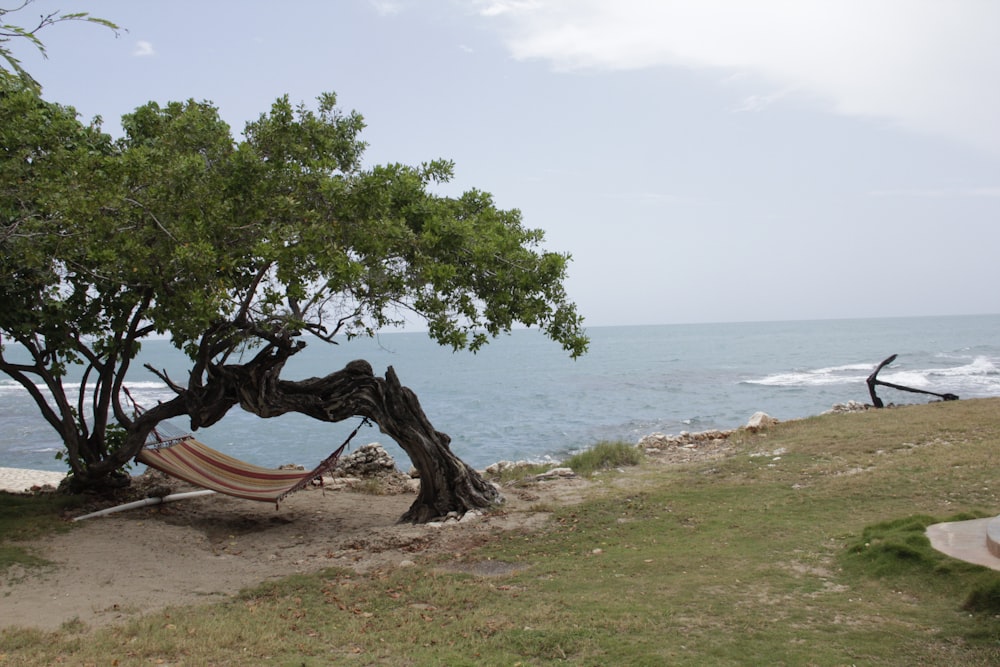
[136,419,366,506]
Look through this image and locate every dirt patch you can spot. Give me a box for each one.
[0,439,727,632]
[0,474,592,632]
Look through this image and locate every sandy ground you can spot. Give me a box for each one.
[6,428,995,634]
[0,467,67,494]
[0,469,592,632]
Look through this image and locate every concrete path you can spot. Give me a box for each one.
[926,517,1000,571]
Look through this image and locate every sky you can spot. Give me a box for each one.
[10,0,1000,327]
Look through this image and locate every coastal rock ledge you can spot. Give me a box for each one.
[638,411,779,451]
[636,412,780,464]
[637,427,737,465]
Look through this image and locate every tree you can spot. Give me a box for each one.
[0,76,588,522]
[1,0,119,90]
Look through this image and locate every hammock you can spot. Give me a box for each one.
[135,418,369,506]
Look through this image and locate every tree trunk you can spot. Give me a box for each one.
[174,354,503,523]
[64,393,191,492]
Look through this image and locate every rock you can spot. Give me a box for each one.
[145,485,173,499]
[324,444,415,495]
[535,467,576,480]
[823,400,870,414]
[332,443,398,477]
[484,460,531,476]
[746,412,778,432]
[637,428,736,450]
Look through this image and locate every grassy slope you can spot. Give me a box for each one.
[2,398,1000,665]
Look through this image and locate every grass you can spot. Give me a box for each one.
[2,398,1000,664]
[840,512,1000,614]
[0,490,84,575]
[563,439,644,475]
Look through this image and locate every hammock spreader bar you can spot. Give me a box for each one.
[73,490,216,522]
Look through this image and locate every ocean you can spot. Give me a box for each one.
[2,314,999,473]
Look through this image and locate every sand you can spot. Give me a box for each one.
[0,467,67,494]
[0,467,590,632]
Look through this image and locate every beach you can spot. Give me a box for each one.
[0,463,591,631]
[0,466,66,494]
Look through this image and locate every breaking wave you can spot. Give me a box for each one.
[747,356,1000,396]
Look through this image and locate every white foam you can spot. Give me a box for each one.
[816,363,878,373]
[747,366,871,387]
[748,355,1000,395]
[0,380,176,404]
[880,370,931,388]
[931,356,997,377]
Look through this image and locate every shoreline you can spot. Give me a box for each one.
[0,404,868,496]
[0,466,67,494]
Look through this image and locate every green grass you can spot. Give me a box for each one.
[840,512,1000,615]
[3,399,1000,665]
[0,490,83,574]
[563,439,643,475]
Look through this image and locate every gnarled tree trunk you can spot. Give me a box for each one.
[170,352,503,523]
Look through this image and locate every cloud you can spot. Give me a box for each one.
[477,1,539,18]
[733,89,790,113]
[369,0,404,16]
[475,0,1000,154]
[132,41,155,57]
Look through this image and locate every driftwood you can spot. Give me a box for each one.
[866,354,959,408]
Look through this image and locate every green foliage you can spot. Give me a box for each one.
[563,440,643,475]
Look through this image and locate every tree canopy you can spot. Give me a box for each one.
[0,72,588,511]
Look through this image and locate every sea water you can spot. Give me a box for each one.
[2,314,999,472]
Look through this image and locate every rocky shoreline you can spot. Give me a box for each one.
[0,403,881,496]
